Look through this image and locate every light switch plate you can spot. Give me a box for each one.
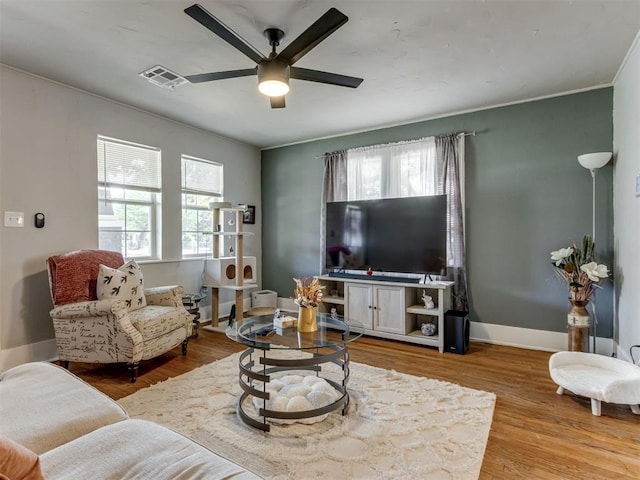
[4,211,24,227]
[636,174,640,198]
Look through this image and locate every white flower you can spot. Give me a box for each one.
[550,247,573,266]
[580,262,609,282]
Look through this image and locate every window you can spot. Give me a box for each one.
[97,136,161,259]
[181,155,223,257]
[347,138,437,200]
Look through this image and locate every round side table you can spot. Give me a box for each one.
[182,293,205,338]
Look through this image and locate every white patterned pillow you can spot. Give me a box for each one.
[96,259,147,311]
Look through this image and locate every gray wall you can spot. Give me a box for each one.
[262,88,614,336]
[0,66,261,367]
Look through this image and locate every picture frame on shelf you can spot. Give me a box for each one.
[243,205,255,224]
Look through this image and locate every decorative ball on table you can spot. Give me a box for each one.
[292,277,325,332]
[421,323,437,336]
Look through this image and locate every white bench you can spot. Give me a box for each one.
[549,351,640,416]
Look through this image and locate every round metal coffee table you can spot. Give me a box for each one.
[226,313,364,432]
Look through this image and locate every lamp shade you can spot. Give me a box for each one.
[577,152,612,170]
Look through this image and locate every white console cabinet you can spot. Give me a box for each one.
[318,275,453,353]
[345,283,411,334]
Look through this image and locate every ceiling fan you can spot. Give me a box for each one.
[183,3,363,108]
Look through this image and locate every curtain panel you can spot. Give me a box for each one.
[435,134,469,311]
[319,151,347,273]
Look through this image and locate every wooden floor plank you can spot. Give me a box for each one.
[68,329,640,479]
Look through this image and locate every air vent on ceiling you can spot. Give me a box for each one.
[139,65,188,89]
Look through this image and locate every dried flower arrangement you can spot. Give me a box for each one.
[550,235,609,303]
[293,277,325,309]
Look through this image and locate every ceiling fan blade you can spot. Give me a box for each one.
[185,68,257,83]
[290,67,363,88]
[276,8,348,66]
[270,96,286,109]
[185,4,265,64]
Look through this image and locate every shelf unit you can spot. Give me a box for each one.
[317,275,453,352]
[323,295,345,305]
[318,281,346,317]
[204,202,257,327]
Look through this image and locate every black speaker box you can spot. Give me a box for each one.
[444,310,470,354]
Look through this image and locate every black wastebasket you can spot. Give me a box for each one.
[444,310,470,354]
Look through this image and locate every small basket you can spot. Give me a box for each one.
[251,290,277,309]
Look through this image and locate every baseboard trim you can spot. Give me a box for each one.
[616,344,636,363]
[470,321,614,355]
[260,298,617,354]
[0,339,58,371]
[265,298,616,354]
[278,298,297,311]
[200,298,252,324]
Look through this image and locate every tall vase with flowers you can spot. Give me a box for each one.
[550,235,609,352]
[292,277,325,332]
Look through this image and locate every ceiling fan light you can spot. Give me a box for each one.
[257,61,290,97]
[258,79,289,97]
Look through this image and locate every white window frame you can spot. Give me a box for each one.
[181,155,223,258]
[97,136,161,260]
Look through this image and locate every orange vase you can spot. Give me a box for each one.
[297,307,318,333]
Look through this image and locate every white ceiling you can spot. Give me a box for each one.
[1,1,639,148]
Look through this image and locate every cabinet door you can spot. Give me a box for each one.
[373,286,407,334]
[345,283,373,329]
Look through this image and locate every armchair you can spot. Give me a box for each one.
[46,250,193,382]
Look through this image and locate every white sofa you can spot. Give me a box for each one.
[0,362,261,479]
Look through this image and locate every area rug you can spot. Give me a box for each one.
[119,352,496,479]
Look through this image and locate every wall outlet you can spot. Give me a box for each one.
[4,211,24,227]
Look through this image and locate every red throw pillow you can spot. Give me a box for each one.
[0,435,44,480]
[47,249,124,305]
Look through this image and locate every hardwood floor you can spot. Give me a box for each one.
[71,329,640,479]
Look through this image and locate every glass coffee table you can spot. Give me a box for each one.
[226,313,364,432]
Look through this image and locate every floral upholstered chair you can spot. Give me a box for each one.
[46,249,193,382]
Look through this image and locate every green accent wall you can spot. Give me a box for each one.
[261,88,614,335]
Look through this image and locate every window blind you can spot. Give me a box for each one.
[181,155,223,197]
[98,136,161,191]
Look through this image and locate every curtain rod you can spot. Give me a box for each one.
[315,131,476,159]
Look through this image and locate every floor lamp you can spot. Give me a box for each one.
[577,151,612,354]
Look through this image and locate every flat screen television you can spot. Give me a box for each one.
[325,195,447,276]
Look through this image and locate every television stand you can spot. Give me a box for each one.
[317,275,453,352]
